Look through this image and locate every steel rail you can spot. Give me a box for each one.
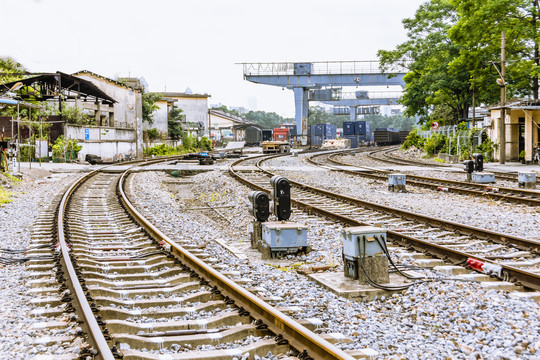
[309,152,540,206]
[254,156,540,253]
[54,155,184,359]
[229,156,540,291]
[57,170,115,360]
[117,170,355,360]
[371,147,540,184]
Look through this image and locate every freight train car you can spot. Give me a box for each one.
[374,128,401,146]
[399,130,410,143]
[245,126,263,146]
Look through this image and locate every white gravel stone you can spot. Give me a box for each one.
[129,161,540,359]
[0,171,83,359]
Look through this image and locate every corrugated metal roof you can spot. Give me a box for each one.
[0,71,117,104]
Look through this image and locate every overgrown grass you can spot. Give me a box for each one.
[0,186,13,204]
[143,144,190,157]
[2,173,22,183]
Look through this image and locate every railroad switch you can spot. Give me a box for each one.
[388,174,406,192]
[342,226,389,284]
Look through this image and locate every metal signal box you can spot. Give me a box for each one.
[471,172,495,184]
[518,172,536,189]
[343,226,387,259]
[388,174,406,192]
[473,153,484,172]
[261,222,308,252]
[464,160,475,173]
[342,226,389,283]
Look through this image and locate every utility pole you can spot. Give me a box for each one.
[499,31,506,164]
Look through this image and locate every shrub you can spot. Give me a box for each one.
[199,137,212,151]
[424,133,447,156]
[52,136,82,161]
[401,129,423,150]
[182,133,197,151]
[146,128,161,141]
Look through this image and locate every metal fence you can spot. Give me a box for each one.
[419,125,486,158]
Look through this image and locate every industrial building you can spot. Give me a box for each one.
[149,91,210,137]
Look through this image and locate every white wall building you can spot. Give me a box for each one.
[148,92,210,137]
[72,70,144,159]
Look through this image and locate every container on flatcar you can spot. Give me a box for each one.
[245,126,262,146]
[311,124,323,137]
[345,135,359,148]
[310,135,323,146]
[343,121,355,136]
[262,129,273,142]
[323,124,337,139]
[280,124,297,137]
[354,121,369,135]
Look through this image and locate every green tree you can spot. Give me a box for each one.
[0,57,25,85]
[142,92,161,125]
[363,114,417,130]
[211,105,242,117]
[168,105,184,140]
[449,0,540,100]
[378,1,473,125]
[244,110,292,128]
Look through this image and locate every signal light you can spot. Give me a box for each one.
[248,191,270,222]
[473,153,484,172]
[270,175,291,221]
[464,160,474,174]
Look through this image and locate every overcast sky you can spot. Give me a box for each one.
[2,0,426,117]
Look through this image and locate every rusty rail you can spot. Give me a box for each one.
[229,154,540,291]
[118,169,355,360]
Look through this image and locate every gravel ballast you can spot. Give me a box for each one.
[0,171,82,359]
[128,158,540,360]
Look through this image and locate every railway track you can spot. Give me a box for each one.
[306,150,540,206]
[28,160,357,360]
[230,153,540,292]
[368,146,540,185]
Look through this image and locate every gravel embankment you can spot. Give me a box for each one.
[130,163,540,360]
[0,172,82,360]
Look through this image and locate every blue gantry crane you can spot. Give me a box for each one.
[240,61,406,144]
[316,89,402,122]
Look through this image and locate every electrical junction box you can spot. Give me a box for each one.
[388,174,406,192]
[261,222,308,251]
[518,172,536,188]
[471,172,495,184]
[342,226,389,283]
[342,226,388,259]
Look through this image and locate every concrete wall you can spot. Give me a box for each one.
[65,124,136,162]
[144,99,169,135]
[175,96,208,131]
[74,72,143,158]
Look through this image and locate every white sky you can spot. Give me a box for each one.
[2,0,426,117]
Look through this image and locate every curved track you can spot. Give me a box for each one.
[229,153,540,292]
[368,146,540,184]
[306,150,540,206]
[51,159,354,359]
